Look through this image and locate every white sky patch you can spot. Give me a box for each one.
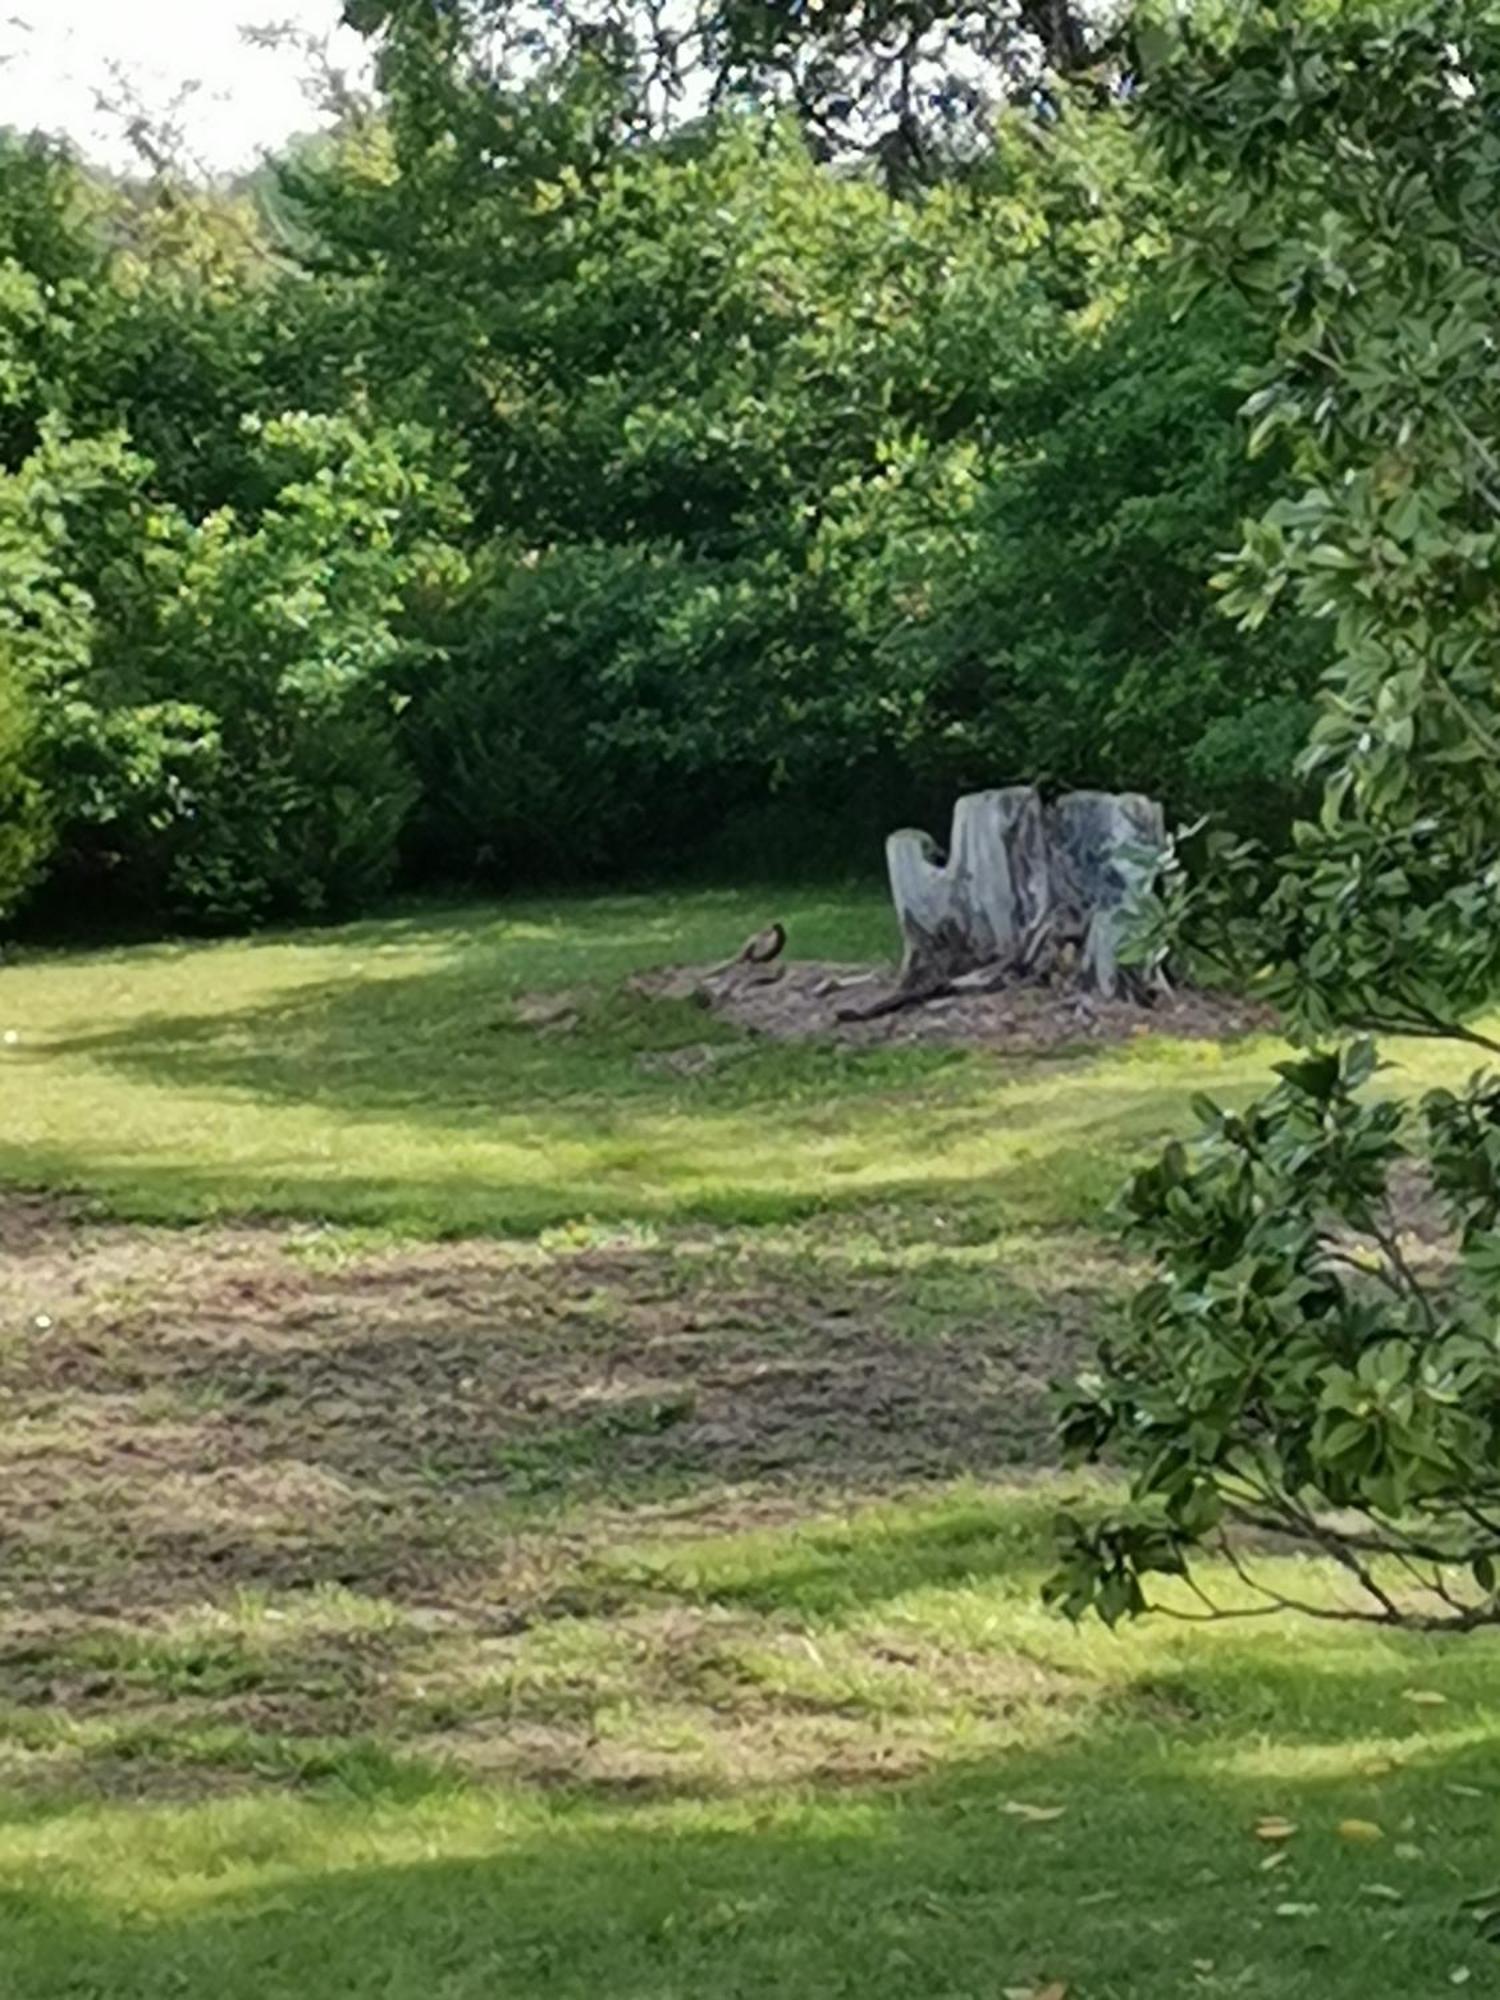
[0,1,371,175]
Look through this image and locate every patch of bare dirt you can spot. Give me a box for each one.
[630,959,1269,1051]
[0,1208,1118,1799]
[0,1216,1098,1630]
[0,1190,93,1255]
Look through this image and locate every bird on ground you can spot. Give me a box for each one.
[707,921,786,977]
[740,921,786,965]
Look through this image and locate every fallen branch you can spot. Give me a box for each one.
[836,975,954,1022]
[694,963,785,1006]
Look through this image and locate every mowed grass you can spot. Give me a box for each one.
[4,1493,1500,1999]
[2,887,1499,1999]
[0,882,1287,1235]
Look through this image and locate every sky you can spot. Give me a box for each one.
[0,0,371,175]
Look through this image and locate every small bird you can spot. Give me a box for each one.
[741,921,786,966]
[708,921,787,978]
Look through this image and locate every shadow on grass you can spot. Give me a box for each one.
[38,962,977,1123]
[13,882,899,981]
[0,1214,1117,1624]
[3,1647,1498,2000]
[599,1488,1071,1617]
[11,941,1254,1235]
[5,1467,1500,1996]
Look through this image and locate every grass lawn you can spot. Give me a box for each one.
[1,886,1497,1999]
[0,882,1283,1235]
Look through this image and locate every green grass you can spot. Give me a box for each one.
[4,887,1500,1999]
[3,1493,1499,1998]
[0,882,1289,1236]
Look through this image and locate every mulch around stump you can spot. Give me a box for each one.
[630,959,1270,1053]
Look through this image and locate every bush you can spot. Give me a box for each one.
[1052,2,1500,1636]
[404,539,840,882]
[0,654,50,920]
[0,75,1335,927]
[861,292,1326,829]
[147,702,415,926]
[0,415,463,927]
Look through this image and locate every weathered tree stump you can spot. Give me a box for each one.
[885,786,1048,985]
[884,786,1165,1000]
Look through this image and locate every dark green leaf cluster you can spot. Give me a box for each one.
[1055,1041,1500,1630]
[1059,0,1500,1632]
[0,407,464,925]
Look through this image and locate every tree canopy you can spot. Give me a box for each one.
[346,0,1128,182]
[0,4,1321,929]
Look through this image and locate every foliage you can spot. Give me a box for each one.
[294,86,1317,880]
[0,25,1328,925]
[0,134,283,512]
[854,287,1321,826]
[1055,0,1500,1633]
[347,0,1127,183]
[0,413,465,925]
[1053,1039,1500,1632]
[0,649,49,916]
[0,134,109,471]
[402,539,816,880]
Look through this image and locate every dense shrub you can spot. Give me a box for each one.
[0,654,50,917]
[1052,2,1500,1635]
[0,414,463,926]
[295,85,1324,885]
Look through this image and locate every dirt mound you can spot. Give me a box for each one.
[631,959,1268,1052]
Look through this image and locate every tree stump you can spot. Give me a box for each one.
[885,786,1165,999]
[885,786,1048,985]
